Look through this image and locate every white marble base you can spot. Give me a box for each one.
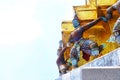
[82,67,120,80]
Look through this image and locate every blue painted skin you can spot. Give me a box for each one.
[72,19,80,28]
[71,58,78,67]
[72,13,80,28]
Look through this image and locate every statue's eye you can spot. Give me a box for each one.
[113,31,119,36]
[89,43,98,49]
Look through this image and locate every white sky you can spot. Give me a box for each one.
[0,0,85,80]
[0,0,42,46]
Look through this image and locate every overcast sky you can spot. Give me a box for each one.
[0,0,85,80]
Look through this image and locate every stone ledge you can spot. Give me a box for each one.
[82,67,120,80]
